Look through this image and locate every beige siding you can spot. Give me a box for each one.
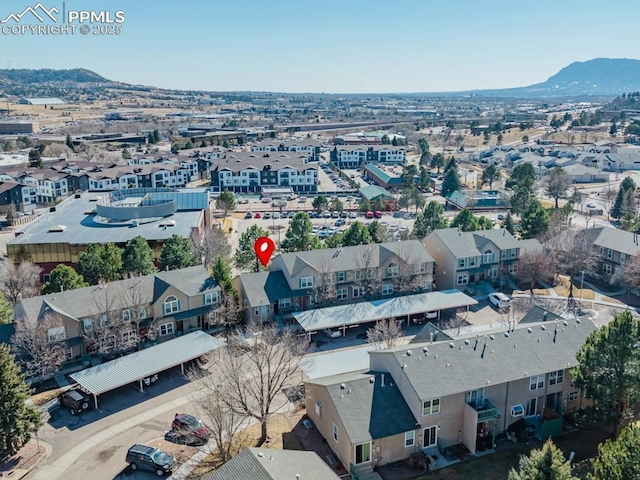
[423,235,457,290]
[375,430,420,467]
[418,392,466,449]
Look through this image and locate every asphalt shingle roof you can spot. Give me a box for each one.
[238,270,298,308]
[308,371,418,445]
[203,447,340,480]
[426,228,522,259]
[587,226,640,257]
[374,318,597,401]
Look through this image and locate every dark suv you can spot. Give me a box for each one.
[126,444,176,476]
[58,389,91,415]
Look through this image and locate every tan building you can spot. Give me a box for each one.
[305,312,596,474]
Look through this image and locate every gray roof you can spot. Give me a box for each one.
[210,151,313,172]
[563,164,608,176]
[203,447,340,480]
[238,270,297,308]
[278,240,433,278]
[374,317,597,401]
[8,191,204,247]
[518,238,544,255]
[519,306,563,324]
[425,228,521,259]
[334,145,406,152]
[14,265,217,323]
[587,226,640,257]
[410,323,452,344]
[70,331,223,396]
[293,290,477,332]
[308,371,418,445]
[299,344,373,379]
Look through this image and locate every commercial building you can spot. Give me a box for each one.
[7,188,209,279]
[0,122,36,134]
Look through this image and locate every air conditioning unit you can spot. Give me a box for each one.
[511,404,524,418]
[315,401,322,417]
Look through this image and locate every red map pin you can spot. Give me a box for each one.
[254,236,275,266]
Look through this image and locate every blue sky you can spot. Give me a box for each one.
[1,0,639,93]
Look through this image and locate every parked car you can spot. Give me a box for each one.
[264,212,271,219]
[586,203,596,209]
[497,213,505,220]
[488,292,512,309]
[331,211,340,218]
[281,211,289,219]
[254,212,262,219]
[323,328,342,338]
[348,212,358,219]
[425,311,438,319]
[58,388,92,415]
[340,211,348,218]
[244,211,253,219]
[273,212,280,219]
[374,211,383,218]
[261,197,271,204]
[335,219,345,226]
[171,413,212,441]
[365,211,374,219]
[323,211,332,218]
[126,444,176,477]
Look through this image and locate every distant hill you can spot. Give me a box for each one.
[468,58,640,98]
[0,68,108,85]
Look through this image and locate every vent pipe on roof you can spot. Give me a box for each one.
[381,374,385,387]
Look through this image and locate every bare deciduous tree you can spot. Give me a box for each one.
[312,258,337,307]
[0,261,42,304]
[205,321,309,446]
[367,318,403,349]
[11,313,65,382]
[118,274,153,346]
[354,248,381,300]
[207,290,241,332]
[514,251,556,297]
[190,228,231,271]
[547,229,597,310]
[439,308,470,336]
[187,368,246,463]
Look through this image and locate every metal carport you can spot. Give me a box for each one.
[70,331,224,408]
[292,289,478,336]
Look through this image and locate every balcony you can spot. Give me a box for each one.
[469,399,501,422]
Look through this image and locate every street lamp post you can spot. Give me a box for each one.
[578,270,586,313]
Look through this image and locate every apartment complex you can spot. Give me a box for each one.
[250,139,321,162]
[579,227,640,282]
[209,151,318,193]
[330,145,407,168]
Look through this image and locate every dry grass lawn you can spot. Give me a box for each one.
[553,275,595,300]
[187,413,304,479]
[30,388,64,406]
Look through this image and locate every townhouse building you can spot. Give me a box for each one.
[0,181,37,213]
[423,228,542,291]
[579,227,640,282]
[305,315,595,474]
[330,145,407,168]
[236,240,435,325]
[12,265,223,376]
[209,151,318,194]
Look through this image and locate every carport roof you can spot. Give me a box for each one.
[70,331,224,396]
[293,289,477,332]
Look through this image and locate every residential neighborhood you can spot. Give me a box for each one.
[3,7,640,480]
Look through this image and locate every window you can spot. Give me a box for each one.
[508,264,518,274]
[381,284,393,295]
[549,370,564,385]
[47,326,66,342]
[469,257,477,267]
[336,271,347,283]
[501,250,508,260]
[163,295,180,314]
[620,253,627,264]
[420,280,432,290]
[422,398,440,416]
[488,268,499,278]
[65,347,73,360]
[352,286,364,298]
[43,273,51,283]
[510,249,517,259]
[353,270,363,281]
[386,263,399,278]
[121,330,136,345]
[333,423,338,442]
[121,309,132,323]
[159,323,174,336]
[137,307,147,320]
[483,250,494,264]
[602,264,612,274]
[458,259,466,269]
[300,277,314,288]
[279,297,292,308]
[567,391,578,402]
[606,248,613,259]
[337,289,348,300]
[367,268,376,279]
[457,275,468,286]
[414,262,428,274]
[405,430,415,448]
[204,291,221,305]
[530,374,545,391]
[82,318,93,332]
[99,314,108,327]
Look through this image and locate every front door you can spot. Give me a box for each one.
[354,442,371,465]
[423,426,438,448]
[526,398,538,417]
[546,393,558,411]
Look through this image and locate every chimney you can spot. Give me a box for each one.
[296,475,300,480]
[381,374,385,387]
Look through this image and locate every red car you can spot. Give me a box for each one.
[365,211,374,219]
[374,211,383,219]
[254,212,262,218]
[171,414,212,441]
